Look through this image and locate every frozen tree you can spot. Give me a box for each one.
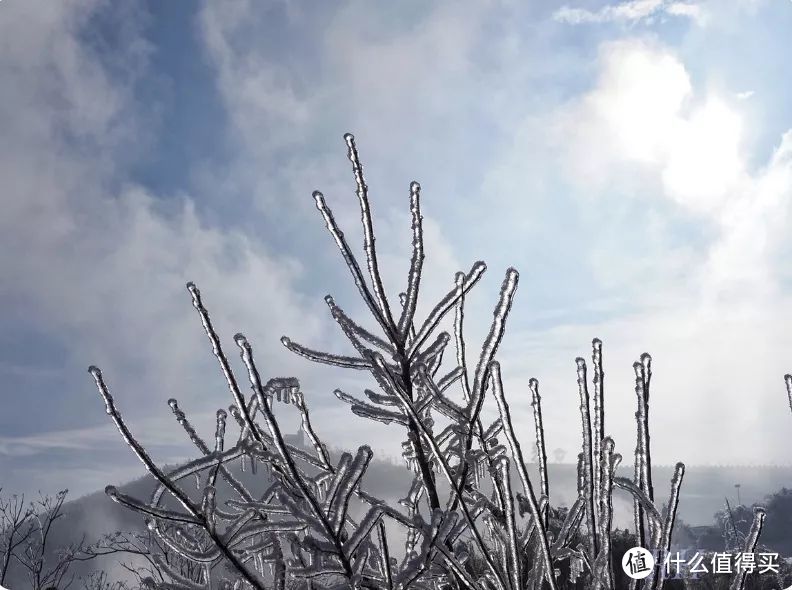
[80,570,133,590]
[0,489,95,590]
[0,489,35,586]
[89,133,701,590]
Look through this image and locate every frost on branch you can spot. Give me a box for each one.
[90,134,696,590]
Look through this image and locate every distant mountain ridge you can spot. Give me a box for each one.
[6,437,791,587]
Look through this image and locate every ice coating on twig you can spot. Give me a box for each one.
[398,181,424,342]
[634,354,655,544]
[729,507,766,590]
[407,261,487,360]
[529,377,549,529]
[280,336,372,370]
[591,338,604,536]
[344,133,399,340]
[576,357,597,560]
[648,462,685,590]
[313,190,395,341]
[470,269,519,412]
[592,437,618,590]
[89,365,266,589]
[490,362,557,590]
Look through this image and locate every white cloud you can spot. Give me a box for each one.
[477,35,792,466]
[0,0,331,496]
[554,0,705,25]
[662,97,744,211]
[588,41,693,164]
[556,38,792,301]
[556,40,745,214]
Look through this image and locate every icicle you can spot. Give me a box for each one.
[210,413,225,458]
[202,485,217,534]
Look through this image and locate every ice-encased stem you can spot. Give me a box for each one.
[592,338,604,536]
[634,355,655,542]
[89,366,265,589]
[292,391,333,472]
[453,271,472,402]
[495,456,521,590]
[592,438,619,590]
[377,520,393,590]
[407,261,487,361]
[633,410,645,546]
[649,462,685,590]
[187,282,264,454]
[490,362,558,590]
[235,334,355,580]
[449,268,518,517]
[529,378,549,529]
[729,507,766,590]
[398,181,424,342]
[576,357,598,560]
[470,268,519,411]
[371,352,508,590]
[280,336,372,370]
[313,190,396,342]
[344,133,399,341]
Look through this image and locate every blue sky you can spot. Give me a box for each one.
[2,0,792,499]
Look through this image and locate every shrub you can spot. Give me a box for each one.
[89,134,768,590]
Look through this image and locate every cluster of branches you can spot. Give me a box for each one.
[88,135,774,590]
[0,489,95,590]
